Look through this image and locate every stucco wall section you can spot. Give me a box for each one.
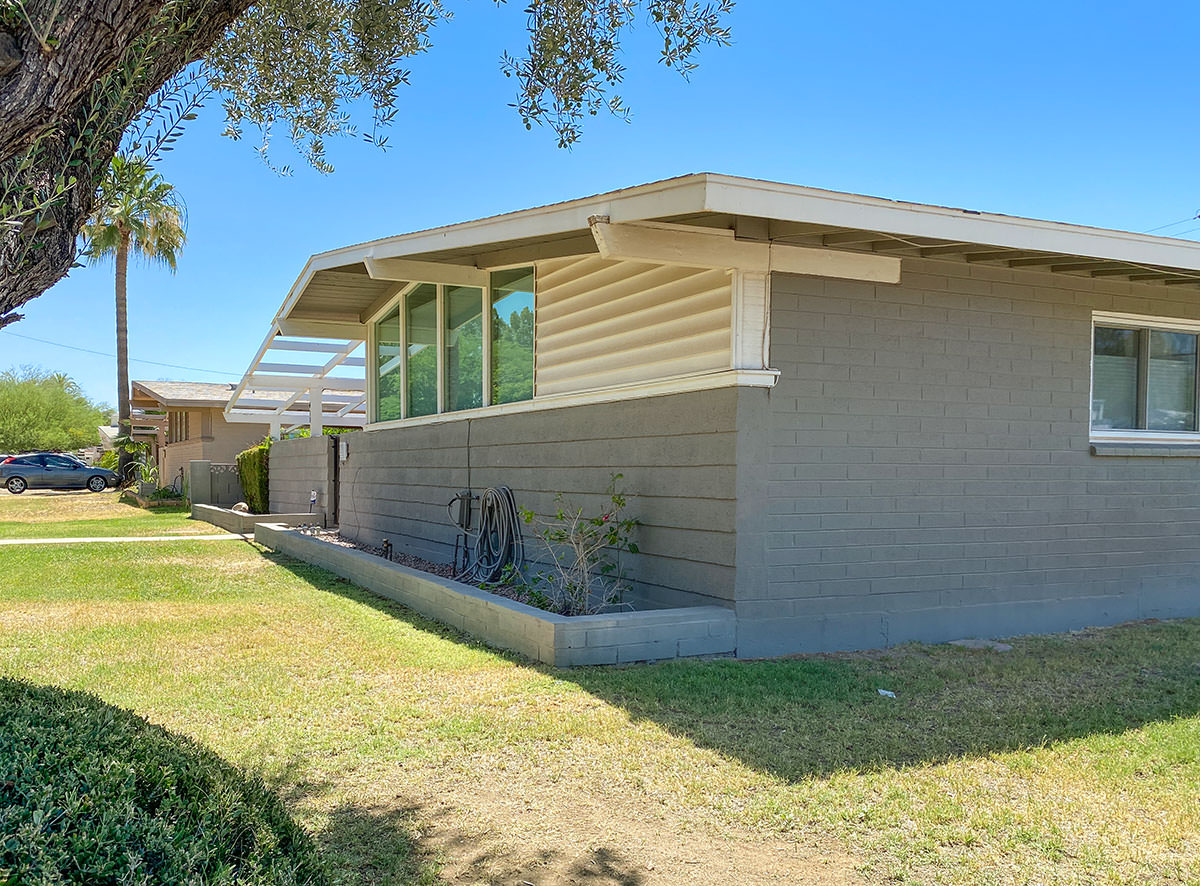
[741,258,1200,656]
[269,435,336,522]
[337,389,739,609]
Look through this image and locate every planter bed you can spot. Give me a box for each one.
[121,490,184,509]
[254,523,736,667]
[192,504,324,534]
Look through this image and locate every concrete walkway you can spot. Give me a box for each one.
[0,533,248,546]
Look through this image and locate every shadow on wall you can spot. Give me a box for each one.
[259,546,1200,786]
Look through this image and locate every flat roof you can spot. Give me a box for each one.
[274,172,1200,328]
[230,174,1200,429]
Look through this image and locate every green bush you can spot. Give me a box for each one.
[0,678,329,886]
[237,441,270,514]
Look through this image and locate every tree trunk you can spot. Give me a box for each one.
[115,228,132,484]
[0,0,253,329]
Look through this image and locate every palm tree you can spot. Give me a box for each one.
[82,155,186,482]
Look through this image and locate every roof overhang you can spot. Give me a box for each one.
[231,174,1200,431]
[275,173,1200,330]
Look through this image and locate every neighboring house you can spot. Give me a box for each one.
[233,173,1200,657]
[131,381,271,488]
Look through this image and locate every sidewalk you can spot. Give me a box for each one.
[0,534,248,545]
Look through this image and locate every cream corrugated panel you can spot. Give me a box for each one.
[534,255,732,396]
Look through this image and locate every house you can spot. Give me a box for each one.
[232,173,1200,658]
[130,381,273,489]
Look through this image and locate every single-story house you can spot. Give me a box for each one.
[231,173,1200,657]
[131,381,274,488]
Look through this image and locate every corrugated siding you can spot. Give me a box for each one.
[534,256,732,396]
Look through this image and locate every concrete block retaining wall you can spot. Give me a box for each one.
[255,522,736,667]
[192,504,322,534]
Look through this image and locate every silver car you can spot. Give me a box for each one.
[0,453,119,494]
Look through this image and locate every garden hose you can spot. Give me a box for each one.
[451,486,525,584]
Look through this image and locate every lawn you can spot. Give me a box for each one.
[0,490,224,538]
[0,495,1197,885]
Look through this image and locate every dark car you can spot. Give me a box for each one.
[0,453,120,494]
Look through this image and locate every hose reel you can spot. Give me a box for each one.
[447,486,525,583]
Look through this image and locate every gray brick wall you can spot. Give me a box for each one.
[269,435,336,522]
[739,258,1200,656]
[337,389,739,609]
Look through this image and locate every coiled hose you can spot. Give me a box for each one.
[452,486,525,583]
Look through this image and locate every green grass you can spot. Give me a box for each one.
[0,491,223,538]
[0,496,1197,884]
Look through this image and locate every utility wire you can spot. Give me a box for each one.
[1142,213,1200,234]
[1,329,242,378]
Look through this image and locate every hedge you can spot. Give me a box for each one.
[237,442,270,514]
[0,678,329,886]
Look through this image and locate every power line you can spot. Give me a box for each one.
[1143,213,1200,234]
[1,329,242,378]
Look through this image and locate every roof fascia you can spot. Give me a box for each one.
[701,175,1200,272]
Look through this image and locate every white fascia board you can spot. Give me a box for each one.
[701,175,1200,272]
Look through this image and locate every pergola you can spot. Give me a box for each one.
[225,317,367,436]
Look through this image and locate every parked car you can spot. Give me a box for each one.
[0,453,120,494]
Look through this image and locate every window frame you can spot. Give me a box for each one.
[1090,311,1200,443]
[367,263,535,424]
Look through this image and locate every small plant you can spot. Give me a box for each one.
[114,435,156,486]
[519,474,640,616]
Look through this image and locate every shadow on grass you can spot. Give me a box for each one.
[260,749,645,886]
[257,545,1200,784]
[568,618,1200,781]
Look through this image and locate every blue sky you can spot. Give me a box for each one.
[5,1,1200,407]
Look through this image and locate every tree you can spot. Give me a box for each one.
[0,366,108,452]
[0,0,733,328]
[81,154,185,480]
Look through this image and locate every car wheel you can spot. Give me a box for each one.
[6,476,27,495]
[87,475,108,493]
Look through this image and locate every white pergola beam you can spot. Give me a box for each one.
[269,339,353,353]
[276,318,365,339]
[255,362,330,375]
[226,409,366,425]
[247,374,365,391]
[589,220,900,284]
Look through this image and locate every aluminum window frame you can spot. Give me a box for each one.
[365,266,537,424]
[1090,311,1200,443]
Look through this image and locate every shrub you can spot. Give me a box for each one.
[0,678,329,886]
[237,441,270,514]
[519,473,640,616]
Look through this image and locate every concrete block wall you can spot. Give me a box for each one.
[738,258,1200,656]
[337,389,740,609]
[269,435,336,524]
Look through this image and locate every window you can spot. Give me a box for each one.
[405,283,438,418]
[445,285,484,412]
[369,267,535,422]
[168,410,190,444]
[1093,316,1200,435]
[491,267,535,404]
[374,304,402,422]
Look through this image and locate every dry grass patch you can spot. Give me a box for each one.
[0,534,1197,885]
